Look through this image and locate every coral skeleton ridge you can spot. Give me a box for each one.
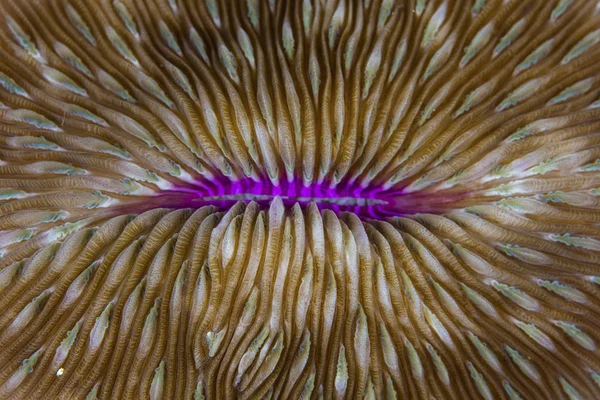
[0,0,599,399]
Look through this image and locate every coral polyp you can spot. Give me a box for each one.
[0,0,600,398]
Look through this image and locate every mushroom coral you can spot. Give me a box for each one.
[0,0,600,398]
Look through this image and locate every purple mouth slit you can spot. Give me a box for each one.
[154,177,471,218]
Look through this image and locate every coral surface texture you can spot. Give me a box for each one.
[0,0,600,399]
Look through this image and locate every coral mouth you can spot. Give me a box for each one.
[195,193,388,206]
[155,178,469,218]
[163,179,398,217]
